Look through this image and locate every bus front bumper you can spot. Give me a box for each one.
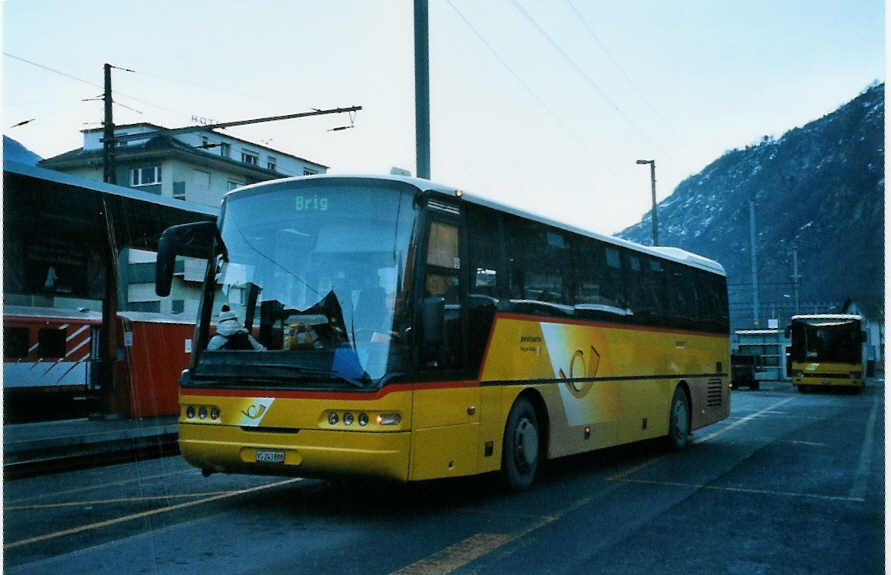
[179,423,411,481]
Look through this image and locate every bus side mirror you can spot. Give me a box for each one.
[422,296,444,348]
[155,221,218,297]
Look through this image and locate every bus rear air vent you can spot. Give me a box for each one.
[427,199,461,215]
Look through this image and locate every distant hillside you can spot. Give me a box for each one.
[618,83,884,329]
[3,136,42,165]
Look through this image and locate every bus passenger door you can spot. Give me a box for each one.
[410,209,480,480]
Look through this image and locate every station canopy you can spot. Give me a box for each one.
[3,160,218,300]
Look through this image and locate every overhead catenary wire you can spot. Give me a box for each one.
[510,0,666,157]
[445,0,624,187]
[564,0,674,136]
[4,52,190,118]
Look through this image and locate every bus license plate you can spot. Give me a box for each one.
[256,450,285,464]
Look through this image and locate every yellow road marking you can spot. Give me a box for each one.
[389,533,514,575]
[613,477,864,503]
[4,478,302,550]
[395,397,807,572]
[5,469,192,505]
[607,455,666,481]
[5,490,238,511]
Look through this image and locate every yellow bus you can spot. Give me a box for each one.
[156,175,730,489]
[787,314,864,393]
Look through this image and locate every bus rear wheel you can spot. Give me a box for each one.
[502,397,539,491]
[667,386,690,450]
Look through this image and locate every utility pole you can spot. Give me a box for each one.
[103,63,115,184]
[791,246,801,314]
[635,159,658,245]
[414,0,430,179]
[749,200,759,326]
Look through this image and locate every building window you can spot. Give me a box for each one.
[38,328,66,358]
[220,142,230,158]
[267,156,277,171]
[242,150,259,165]
[130,166,161,186]
[173,181,186,200]
[303,168,316,176]
[4,327,29,359]
[227,180,241,191]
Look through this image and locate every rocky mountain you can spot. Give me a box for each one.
[618,83,884,329]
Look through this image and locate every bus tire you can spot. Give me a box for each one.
[666,386,690,450]
[502,397,539,491]
[797,384,808,393]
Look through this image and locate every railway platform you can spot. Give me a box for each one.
[3,415,179,479]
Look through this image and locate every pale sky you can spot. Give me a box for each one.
[2,0,885,234]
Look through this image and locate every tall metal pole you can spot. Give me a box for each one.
[649,161,658,246]
[636,159,658,246]
[791,246,801,314]
[749,200,759,326]
[102,63,116,184]
[414,0,430,179]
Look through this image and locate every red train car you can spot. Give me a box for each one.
[3,306,195,420]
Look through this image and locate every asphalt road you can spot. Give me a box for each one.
[4,381,884,574]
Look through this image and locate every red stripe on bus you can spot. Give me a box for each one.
[182,380,479,401]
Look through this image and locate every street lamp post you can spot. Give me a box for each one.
[636,159,658,246]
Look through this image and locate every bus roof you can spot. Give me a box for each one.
[791,314,862,321]
[226,174,726,276]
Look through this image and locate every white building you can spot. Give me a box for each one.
[39,123,327,315]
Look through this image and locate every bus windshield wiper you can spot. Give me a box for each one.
[294,367,370,389]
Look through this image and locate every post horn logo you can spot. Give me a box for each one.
[559,345,600,398]
[241,404,267,419]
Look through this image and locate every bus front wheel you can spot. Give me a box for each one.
[667,386,690,450]
[502,397,539,491]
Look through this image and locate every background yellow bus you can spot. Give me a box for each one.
[156,175,730,489]
[788,314,864,393]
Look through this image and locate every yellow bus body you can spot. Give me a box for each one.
[791,360,863,389]
[179,314,729,482]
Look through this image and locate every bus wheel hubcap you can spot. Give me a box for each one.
[515,418,538,471]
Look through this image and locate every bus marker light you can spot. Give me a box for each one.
[584,426,591,439]
[377,413,401,426]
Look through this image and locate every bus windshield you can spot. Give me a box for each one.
[791,319,861,364]
[193,180,417,389]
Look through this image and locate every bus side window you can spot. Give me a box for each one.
[467,206,503,374]
[505,216,571,314]
[422,220,463,370]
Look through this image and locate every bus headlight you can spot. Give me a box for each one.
[210,407,220,420]
[198,406,208,420]
[186,406,196,419]
[343,412,354,426]
[358,413,369,426]
[328,412,339,425]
